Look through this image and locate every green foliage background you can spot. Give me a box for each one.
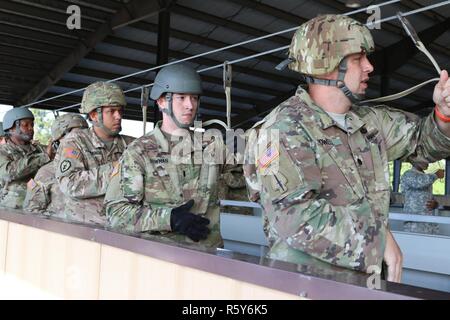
[31,108,54,145]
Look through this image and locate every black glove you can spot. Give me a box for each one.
[170,200,210,242]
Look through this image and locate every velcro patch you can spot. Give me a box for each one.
[64,147,80,159]
[257,145,279,169]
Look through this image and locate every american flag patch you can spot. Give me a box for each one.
[257,145,279,168]
[64,147,80,159]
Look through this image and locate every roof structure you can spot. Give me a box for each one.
[1,0,450,129]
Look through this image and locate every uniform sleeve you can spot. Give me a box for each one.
[248,130,381,271]
[104,147,172,233]
[373,106,450,163]
[0,148,50,183]
[55,138,113,198]
[23,178,49,213]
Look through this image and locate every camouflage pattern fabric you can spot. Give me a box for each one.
[287,14,374,75]
[218,167,253,215]
[401,168,440,234]
[105,122,241,249]
[80,82,126,114]
[23,161,66,218]
[55,127,134,225]
[244,86,450,273]
[0,139,50,209]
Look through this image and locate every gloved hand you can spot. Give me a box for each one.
[170,200,210,242]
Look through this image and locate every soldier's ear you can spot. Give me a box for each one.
[156,96,167,110]
[88,110,98,122]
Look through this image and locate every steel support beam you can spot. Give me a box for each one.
[17,0,174,106]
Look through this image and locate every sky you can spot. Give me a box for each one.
[0,104,153,138]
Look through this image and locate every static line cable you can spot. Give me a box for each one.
[21,0,401,109]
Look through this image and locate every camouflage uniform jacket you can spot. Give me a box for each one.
[401,168,439,234]
[55,127,134,225]
[0,138,50,209]
[105,122,240,249]
[244,86,450,272]
[23,161,65,217]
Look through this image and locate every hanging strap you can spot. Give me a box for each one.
[141,86,149,135]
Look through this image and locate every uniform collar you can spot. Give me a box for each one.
[295,86,366,134]
[153,121,217,154]
[89,127,121,149]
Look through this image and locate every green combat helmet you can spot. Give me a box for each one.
[79,81,126,136]
[277,14,374,103]
[51,113,88,142]
[2,107,35,141]
[150,63,203,129]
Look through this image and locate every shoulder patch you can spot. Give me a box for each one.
[60,160,72,173]
[63,147,80,159]
[257,145,279,169]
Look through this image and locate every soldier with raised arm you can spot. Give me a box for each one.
[244,14,450,282]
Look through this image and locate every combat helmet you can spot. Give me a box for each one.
[79,81,126,135]
[51,113,88,142]
[2,107,34,131]
[150,63,203,129]
[277,14,374,103]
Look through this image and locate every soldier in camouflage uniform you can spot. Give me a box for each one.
[0,108,53,209]
[401,162,443,234]
[105,63,241,249]
[24,114,89,217]
[244,14,450,282]
[54,82,134,225]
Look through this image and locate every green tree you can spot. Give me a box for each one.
[31,108,54,145]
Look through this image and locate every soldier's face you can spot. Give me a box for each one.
[92,106,123,135]
[11,118,34,142]
[343,52,374,95]
[159,93,199,126]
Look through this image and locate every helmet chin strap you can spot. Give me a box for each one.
[160,93,197,129]
[94,107,121,136]
[303,58,364,104]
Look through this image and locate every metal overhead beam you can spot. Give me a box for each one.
[104,36,299,85]
[132,21,282,65]
[0,35,70,56]
[0,46,61,62]
[9,0,110,24]
[66,66,267,107]
[0,24,78,48]
[172,4,291,46]
[84,52,282,96]
[0,11,92,39]
[17,0,174,106]
[227,0,306,25]
[0,0,101,31]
